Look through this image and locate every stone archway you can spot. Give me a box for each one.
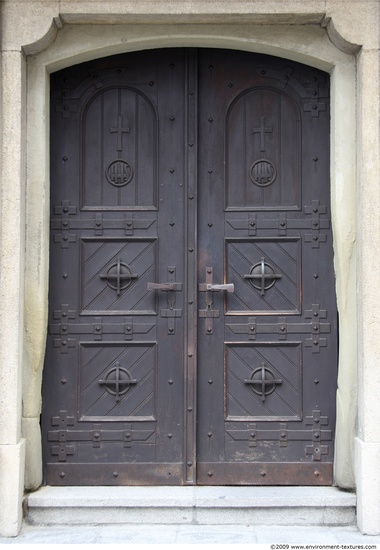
[23,19,357,493]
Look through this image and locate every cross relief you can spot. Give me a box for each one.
[110,115,130,152]
[253,116,273,152]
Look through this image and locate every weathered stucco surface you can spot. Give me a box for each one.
[1,0,380,537]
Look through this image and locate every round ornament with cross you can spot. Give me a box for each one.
[98,362,137,402]
[244,257,282,296]
[100,258,138,295]
[245,363,283,402]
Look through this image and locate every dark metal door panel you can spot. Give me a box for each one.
[196,49,337,485]
[43,50,189,485]
[43,48,337,487]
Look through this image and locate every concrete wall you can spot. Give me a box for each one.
[0,0,379,536]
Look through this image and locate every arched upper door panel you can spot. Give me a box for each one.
[226,87,301,210]
[81,86,158,210]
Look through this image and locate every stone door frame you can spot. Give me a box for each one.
[25,17,357,488]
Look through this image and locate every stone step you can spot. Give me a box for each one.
[25,486,356,526]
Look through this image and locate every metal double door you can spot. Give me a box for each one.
[43,48,337,486]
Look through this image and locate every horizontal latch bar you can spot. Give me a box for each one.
[206,283,234,293]
[199,283,234,292]
[147,282,182,291]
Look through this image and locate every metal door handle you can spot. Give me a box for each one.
[147,282,182,291]
[206,283,234,293]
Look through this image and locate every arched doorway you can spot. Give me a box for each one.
[42,48,337,486]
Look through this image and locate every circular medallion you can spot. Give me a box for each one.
[100,260,138,294]
[247,367,282,399]
[250,159,276,187]
[106,160,133,187]
[246,259,280,293]
[99,365,137,402]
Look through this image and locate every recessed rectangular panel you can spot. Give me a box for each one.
[81,238,157,314]
[225,343,302,421]
[79,342,157,421]
[226,238,301,314]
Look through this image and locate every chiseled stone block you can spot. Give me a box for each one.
[26,486,356,527]
[356,438,380,535]
[0,440,26,537]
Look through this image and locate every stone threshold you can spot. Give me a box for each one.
[25,486,356,526]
